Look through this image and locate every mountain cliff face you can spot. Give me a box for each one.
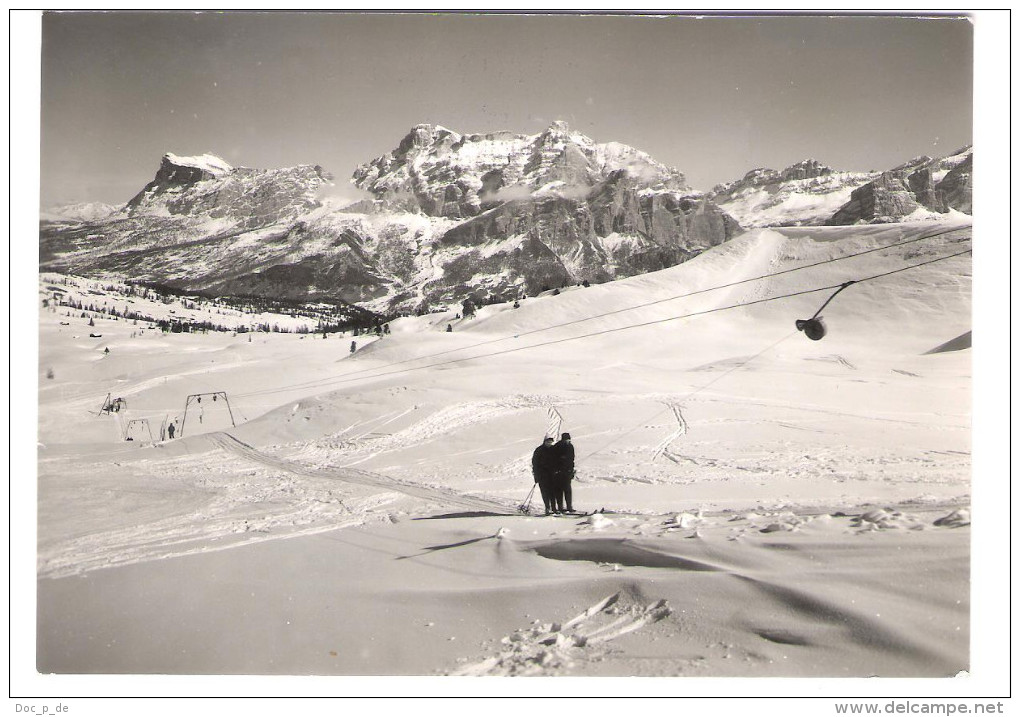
[347,122,741,303]
[937,154,972,215]
[351,121,691,219]
[39,129,971,316]
[41,125,741,313]
[827,147,972,225]
[126,153,331,230]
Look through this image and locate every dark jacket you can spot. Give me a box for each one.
[551,440,575,482]
[531,443,556,483]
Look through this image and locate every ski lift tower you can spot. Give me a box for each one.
[122,418,155,443]
[179,391,237,437]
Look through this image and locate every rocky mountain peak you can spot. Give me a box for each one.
[715,159,835,195]
[828,148,972,225]
[781,159,833,181]
[352,123,692,219]
[889,155,934,176]
[125,153,330,228]
[40,132,971,317]
[396,124,459,155]
[139,153,236,192]
[535,120,574,143]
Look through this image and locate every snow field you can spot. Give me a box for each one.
[35,220,973,676]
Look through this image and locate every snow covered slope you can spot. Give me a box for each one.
[38,218,972,520]
[36,218,972,676]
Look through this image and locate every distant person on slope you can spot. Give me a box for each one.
[531,436,557,515]
[167,422,175,440]
[551,433,576,513]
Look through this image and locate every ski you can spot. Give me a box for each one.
[531,508,604,517]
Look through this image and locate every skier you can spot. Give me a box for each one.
[531,436,557,515]
[350,341,357,354]
[551,432,576,513]
[167,422,175,440]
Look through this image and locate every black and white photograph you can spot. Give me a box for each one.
[11,7,1011,711]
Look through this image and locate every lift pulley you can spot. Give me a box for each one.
[796,281,856,341]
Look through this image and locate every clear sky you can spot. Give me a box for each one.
[39,11,973,207]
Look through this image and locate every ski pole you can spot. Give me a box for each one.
[519,484,537,513]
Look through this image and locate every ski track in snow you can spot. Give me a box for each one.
[283,393,575,465]
[209,432,506,513]
[266,389,967,494]
[37,494,374,580]
[36,446,393,579]
[37,380,968,579]
[40,430,514,579]
[281,392,728,466]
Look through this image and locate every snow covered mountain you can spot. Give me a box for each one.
[125,152,331,229]
[828,147,973,225]
[708,159,879,228]
[348,121,743,302]
[40,125,743,314]
[708,147,973,228]
[352,121,691,218]
[38,128,972,316]
[40,201,121,223]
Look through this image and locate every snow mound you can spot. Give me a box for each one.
[583,514,615,530]
[665,511,700,529]
[933,509,970,528]
[850,508,928,532]
[760,521,798,534]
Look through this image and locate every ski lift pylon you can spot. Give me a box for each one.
[179,391,237,437]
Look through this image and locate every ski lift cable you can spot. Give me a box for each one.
[238,247,971,399]
[237,226,970,398]
[240,225,968,395]
[583,241,970,460]
[236,246,971,401]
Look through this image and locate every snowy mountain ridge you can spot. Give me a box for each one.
[352,121,691,219]
[829,145,972,225]
[708,146,973,228]
[39,125,972,316]
[708,159,879,228]
[124,152,330,229]
[41,201,121,224]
